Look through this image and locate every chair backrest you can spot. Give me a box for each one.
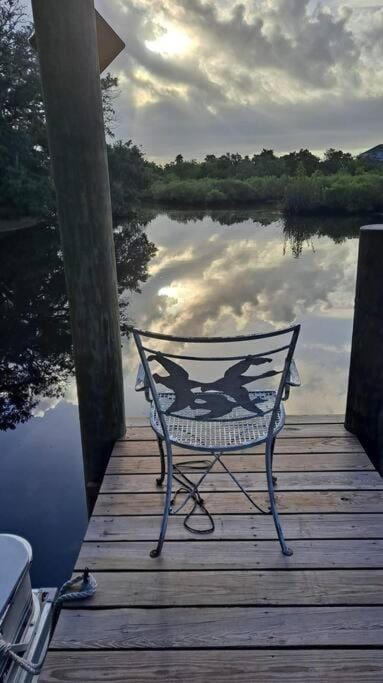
[132,326,300,441]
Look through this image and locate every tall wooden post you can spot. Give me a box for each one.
[31,0,125,510]
[345,225,383,474]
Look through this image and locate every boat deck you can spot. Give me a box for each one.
[41,415,383,682]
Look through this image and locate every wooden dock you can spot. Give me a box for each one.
[41,415,383,682]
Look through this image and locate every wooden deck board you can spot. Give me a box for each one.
[85,513,383,541]
[64,570,383,607]
[41,650,383,683]
[75,539,383,571]
[94,490,383,515]
[107,452,374,472]
[42,416,383,682]
[101,471,383,493]
[49,606,383,649]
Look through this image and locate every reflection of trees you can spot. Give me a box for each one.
[283,214,364,258]
[114,217,157,333]
[157,208,279,227]
[0,216,156,430]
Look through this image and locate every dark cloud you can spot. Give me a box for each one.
[95,0,383,159]
[175,0,360,88]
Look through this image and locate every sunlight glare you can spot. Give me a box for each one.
[158,285,179,298]
[146,26,191,57]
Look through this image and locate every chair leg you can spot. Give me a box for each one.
[217,455,269,515]
[150,438,173,558]
[265,438,293,556]
[271,436,277,487]
[156,436,166,486]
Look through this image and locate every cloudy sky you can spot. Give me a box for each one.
[91,0,383,161]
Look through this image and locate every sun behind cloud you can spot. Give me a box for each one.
[145,25,191,57]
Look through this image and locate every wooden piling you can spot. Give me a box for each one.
[31,0,125,510]
[345,225,383,473]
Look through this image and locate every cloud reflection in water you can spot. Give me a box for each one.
[123,209,360,415]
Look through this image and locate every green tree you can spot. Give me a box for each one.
[107,140,151,216]
[282,149,320,176]
[252,149,284,177]
[0,0,51,217]
[322,148,354,175]
[0,0,120,218]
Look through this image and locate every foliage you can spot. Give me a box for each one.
[148,169,383,215]
[158,147,381,184]
[147,147,383,214]
[0,0,120,218]
[148,176,285,207]
[0,0,52,217]
[285,173,383,215]
[107,141,151,217]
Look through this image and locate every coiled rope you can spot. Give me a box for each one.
[0,568,97,676]
[171,460,216,534]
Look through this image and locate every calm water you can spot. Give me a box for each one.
[0,208,367,586]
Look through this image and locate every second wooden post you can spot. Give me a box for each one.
[345,224,383,473]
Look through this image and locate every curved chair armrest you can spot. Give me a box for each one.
[283,359,301,400]
[287,359,301,387]
[135,363,150,402]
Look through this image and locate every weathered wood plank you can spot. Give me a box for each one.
[94,490,383,515]
[85,513,383,542]
[64,569,383,607]
[114,436,364,456]
[107,452,374,474]
[41,649,383,683]
[121,424,350,441]
[50,606,383,648]
[101,471,383,494]
[75,539,383,571]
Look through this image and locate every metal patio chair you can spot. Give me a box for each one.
[132,326,301,558]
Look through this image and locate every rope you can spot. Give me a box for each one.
[172,460,216,534]
[172,484,215,534]
[55,567,97,604]
[0,637,42,676]
[0,568,97,676]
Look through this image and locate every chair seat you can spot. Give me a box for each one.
[150,391,285,451]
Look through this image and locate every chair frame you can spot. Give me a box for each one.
[132,326,300,558]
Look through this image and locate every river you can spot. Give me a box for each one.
[0,207,366,585]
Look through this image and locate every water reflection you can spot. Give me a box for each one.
[0,216,155,585]
[0,224,72,430]
[0,207,369,585]
[122,210,366,417]
[0,218,156,429]
[283,214,362,257]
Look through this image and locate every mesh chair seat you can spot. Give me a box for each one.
[150,391,285,451]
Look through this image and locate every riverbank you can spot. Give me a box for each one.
[144,172,383,216]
